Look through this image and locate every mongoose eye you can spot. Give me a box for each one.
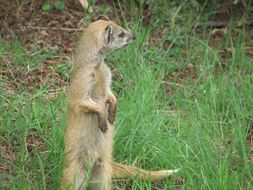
[118,32,125,38]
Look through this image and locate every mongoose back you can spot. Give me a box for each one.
[61,16,178,190]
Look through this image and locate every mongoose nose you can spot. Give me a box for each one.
[132,36,136,40]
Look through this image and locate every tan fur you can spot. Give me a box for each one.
[112,163,178,181]
[61,18,177,190]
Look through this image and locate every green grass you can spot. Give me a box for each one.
[1,0,253,189]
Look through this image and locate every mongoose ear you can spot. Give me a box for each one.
[104,24,114,44]
[96,15,110,21]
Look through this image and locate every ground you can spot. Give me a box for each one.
[0,0,253,189]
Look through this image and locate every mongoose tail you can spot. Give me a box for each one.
[112,162,179,181]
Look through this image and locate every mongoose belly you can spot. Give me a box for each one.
[73,113,113,163]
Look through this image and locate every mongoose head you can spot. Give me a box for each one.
[102,21,135,50]
[86,16,135,51]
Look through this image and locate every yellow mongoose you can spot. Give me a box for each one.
[61,16,178,190]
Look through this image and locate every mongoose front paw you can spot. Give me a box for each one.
[108,102,116,125]
[98,117,108,133]
[108,111,115,125]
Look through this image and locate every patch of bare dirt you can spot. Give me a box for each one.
[25,128,46,154]
[0,0,84,52]
[0,0,85,90]
[0,53,69,91]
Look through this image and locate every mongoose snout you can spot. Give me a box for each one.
[126,33,135,43]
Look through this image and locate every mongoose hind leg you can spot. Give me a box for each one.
[88,158,112,190]
[61,162,87,190]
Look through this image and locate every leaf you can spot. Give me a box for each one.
[55,0,65,10]
[79,0,89,9]
[41,2,53,12]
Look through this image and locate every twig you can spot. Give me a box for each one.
[196,20,253,28]
[171,2,185,33]
[226,47,253,55]
[161,81,184,88]
[26,26,84,32]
